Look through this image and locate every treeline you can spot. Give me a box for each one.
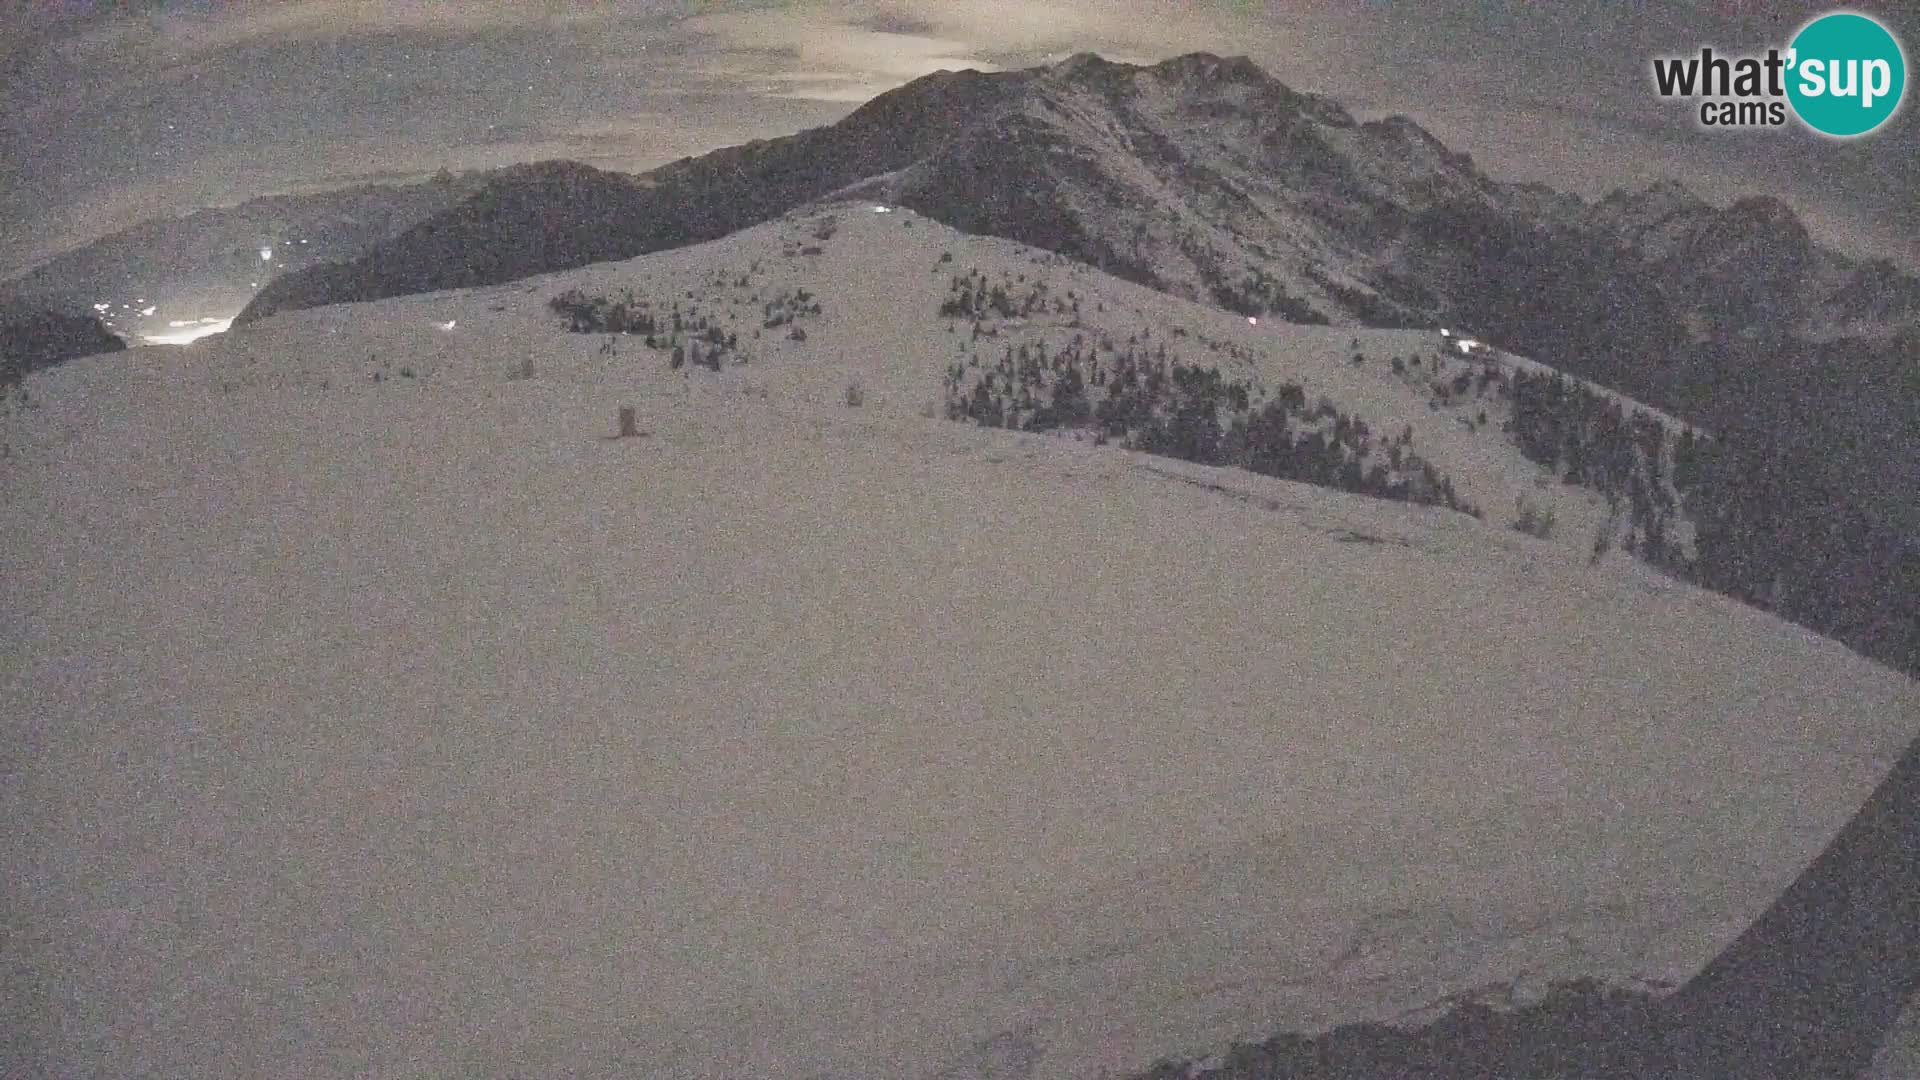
[939,268,1079,320]
[1505,368,1686,565]
[548,284,823,371]
[1668,335,1920,678]
[1174,231,1326,323]
[943,335,1480,517]
[1408,198,1919,676]
[1203,262,1326,325]
[1678,429,1920,677]
[550,287,732,370]
[552,288,675,339]
[1503,363,1920,677]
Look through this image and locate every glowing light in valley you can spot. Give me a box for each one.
[871,205,892,213]
[143,317,234,345]
[1248,316,1258,325]
[93,302,109,312]
[260,246,274,261]
[141,305,157,316]
[437,319,457,331]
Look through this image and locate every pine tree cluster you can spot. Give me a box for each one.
[760,287,823,336]
[1673,430,1920,676]
[1207,264,1326,324]
[549,287,742,371]
[1504,368,1684,566]
[938,269,1079,321]
[1454,350,1916,676]
[942,334,1479,518]
[1174,231,1326,323]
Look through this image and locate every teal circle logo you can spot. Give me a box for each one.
[1786,12,1906,137]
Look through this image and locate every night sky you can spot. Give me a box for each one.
[3,0,1916,278]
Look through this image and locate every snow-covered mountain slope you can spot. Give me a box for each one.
[4,206,1916,1080]
[217,204,1700,570]
[220,53,1919,575]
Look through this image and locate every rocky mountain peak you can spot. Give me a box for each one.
[1598,178,1706,219]
[1147,51,1271,86]
[1723,194,1806,234]
[1052,51,1117,77]
[1640,177,1700,203]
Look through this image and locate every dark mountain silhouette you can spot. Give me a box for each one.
[233,52,1531,327]
[1,307,124,388]
[236,53,1919,346]
[0,173,485,342]
[237,67,1031,324]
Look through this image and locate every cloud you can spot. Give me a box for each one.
[686,6,999,101]
[4,0,1915,276]
[47,0,609,64]
[673,0,1302,105]
[851,10,936,36]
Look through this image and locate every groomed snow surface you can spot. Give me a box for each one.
[4,206,1917,1078]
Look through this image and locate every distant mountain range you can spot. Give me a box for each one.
[235,51,1919,347]
[0,172,488,343]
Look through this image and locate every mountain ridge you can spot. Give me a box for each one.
[0,172,489,342]
[234,51,1918,347]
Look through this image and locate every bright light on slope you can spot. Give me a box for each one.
[143,317,233,345]
[260,247,274,261]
